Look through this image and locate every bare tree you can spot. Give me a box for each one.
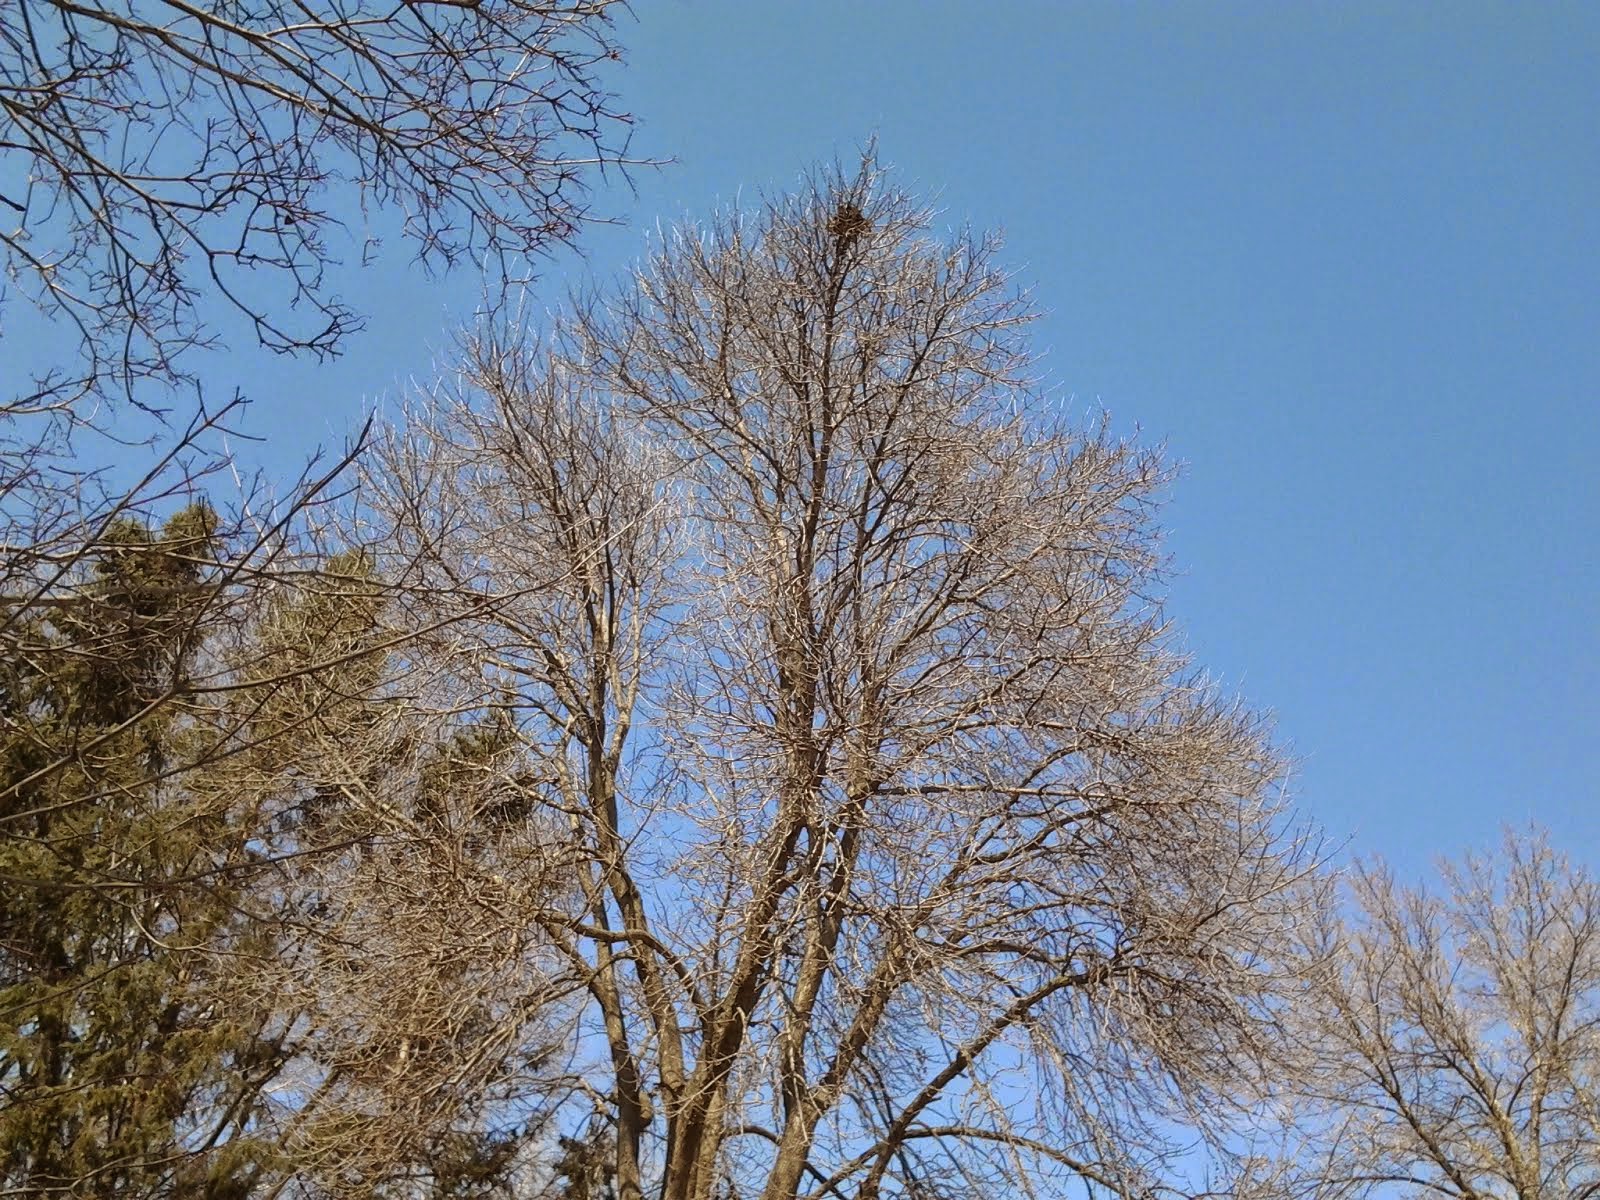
[362,158,1325,1200]
[209,564,592,1199]
[1288,830,1600,1200]
[1,0,636,414]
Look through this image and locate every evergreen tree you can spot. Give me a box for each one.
[0,505,286,1196]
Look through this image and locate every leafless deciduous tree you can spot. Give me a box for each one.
[1290,830,1600,1200]
[207,561,592,1198]
[1,0,635,413]
[362,159,1324,1200]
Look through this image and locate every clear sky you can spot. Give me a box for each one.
[188,1,1599,874]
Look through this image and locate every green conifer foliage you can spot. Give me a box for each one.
[0,506,283,1197]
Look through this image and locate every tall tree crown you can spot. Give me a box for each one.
[356,159,1322,1200]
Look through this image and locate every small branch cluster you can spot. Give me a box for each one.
[1,0,635,414]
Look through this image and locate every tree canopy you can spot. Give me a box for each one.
[2,148,1590,1200]
[347,159,1324,1200]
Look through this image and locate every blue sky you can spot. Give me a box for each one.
[142,1,1600,873]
